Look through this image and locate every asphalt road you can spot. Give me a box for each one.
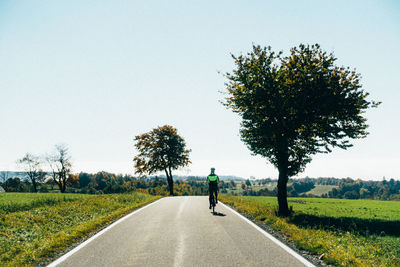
[50,196,313,267]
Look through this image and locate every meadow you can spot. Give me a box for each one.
[306,185,338,196]
[0,193,89,213]
[220,195,400,267]
[0,192,160,266]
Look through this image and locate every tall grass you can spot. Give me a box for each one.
[0,193,90,213]
[0,192,160,266]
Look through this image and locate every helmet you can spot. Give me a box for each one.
[211,168,215,172]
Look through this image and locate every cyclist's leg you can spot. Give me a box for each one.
[208,187,212,208]
[215,188,218,203]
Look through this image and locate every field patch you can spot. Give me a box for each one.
[306,185,337,196]
[0,192,160,266]
[220,195,400,267]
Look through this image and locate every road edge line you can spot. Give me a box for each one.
[220,202,315,267]
[47,198,164,267]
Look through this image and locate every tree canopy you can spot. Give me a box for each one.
[133,125,191,195]
[223,44,379,215]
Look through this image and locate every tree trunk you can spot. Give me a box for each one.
[62,176,67,193]
[277,139,290,217]
[32,179,37,193]
[277,168,289,216]
[54,177,64,193]
[164,168,174,195]
[58,182,64,192]
[167,177,174,195]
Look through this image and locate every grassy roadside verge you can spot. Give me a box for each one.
[0,192,161,266]
[220,195,400,267]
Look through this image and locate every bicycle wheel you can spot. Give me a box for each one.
[210,194,215,213]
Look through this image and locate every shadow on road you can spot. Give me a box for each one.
[289,214,400,237]
[212,212,226,217]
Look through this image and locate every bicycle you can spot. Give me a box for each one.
[210,192,216,214]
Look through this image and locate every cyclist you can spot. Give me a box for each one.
[207,168,220,209]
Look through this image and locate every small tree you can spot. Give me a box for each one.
[134,125,191,195]
[17,153,45,192]
[0,171,10,184]
[223,44,379,216]
[46,144,72,193]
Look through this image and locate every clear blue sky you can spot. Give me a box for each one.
[0,0,399,180]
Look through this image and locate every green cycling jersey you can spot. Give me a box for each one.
[207,175,220,185]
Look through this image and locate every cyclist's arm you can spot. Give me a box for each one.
[217,176,220,185]
[206,176,209,185]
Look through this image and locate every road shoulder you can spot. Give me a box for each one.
[220,201,328,267]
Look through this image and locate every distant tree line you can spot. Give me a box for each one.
[73,172,208,196]
[239,179,314,197]
[308,177,342,185]
[324,178,400,200]
[230,177,400,200]
[1,171,399,200]
[0,171,209,196]
[287,181,315,196]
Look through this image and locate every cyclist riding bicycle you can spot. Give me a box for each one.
[207,168,220,209]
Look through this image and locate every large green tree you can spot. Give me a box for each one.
[223,44,379,216]
[133,125,191,195]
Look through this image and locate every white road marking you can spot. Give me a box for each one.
[174,197,187,266]
[47,198,163,267]
[220,202,316,267]
[176,197,187,219]
[173,233,185,267]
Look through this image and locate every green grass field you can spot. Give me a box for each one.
[0,192,160,266]
[244,196,400,220]
[0,193,89,213]
[220,195,400,267]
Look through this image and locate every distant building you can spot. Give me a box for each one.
[0,186,5,193]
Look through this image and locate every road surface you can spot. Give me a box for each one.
[49,196,314,267]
